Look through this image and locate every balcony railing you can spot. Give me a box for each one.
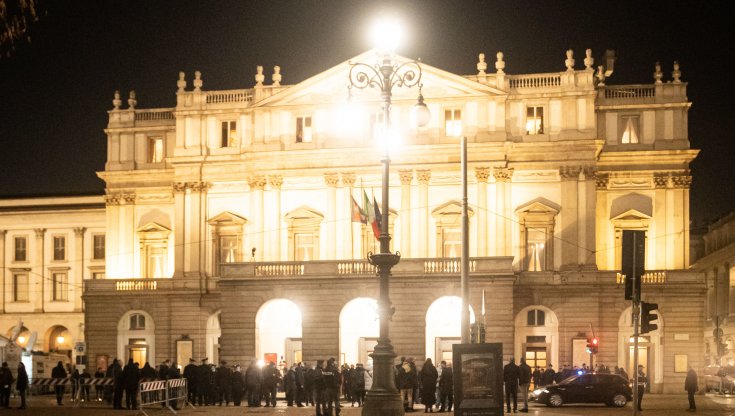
[598,82,686,105]
[134,108,175,121]
[508,73,562,89]
[205,89,253,104]
[615,270,668,284]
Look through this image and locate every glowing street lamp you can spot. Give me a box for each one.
[348,17,429,416]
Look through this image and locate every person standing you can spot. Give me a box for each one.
[80,367,92,402]
[262,361,280,407]
[0,362,14,408]
[314,360,326,416]
[245,361,262,407]
[215,361,232,406]
[518,357,532,413]
[183,358,198,405]
[636,365,647,412]
[51,361,67,406]
[685,367,698,412]
[437,361,453,412]
[420,358,438,413]
[231,365,245,406]
[94,367,105,401]
[352,363,366,407]
[285,364,297,406]
[16,362,28,409]
[503,357,520,414]
[322,358,341,416]
[304,362,316,407]
[122,358,139,410]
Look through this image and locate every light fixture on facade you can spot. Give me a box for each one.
[369,16,404,53]
[17,336,26,344]
[411,85,431,128]
[56,335,65,345]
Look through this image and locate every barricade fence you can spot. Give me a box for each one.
[138,378,193,416]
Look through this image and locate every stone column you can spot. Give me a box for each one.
[653,173,669,269]
[416,170,431,258]
[0,230,5,313]
[672,174,692,269]
[73,227,85,311]
[594,174,610,269]
[34,228,46,312]
[559,166,580,269]
[342,173,357,259]
[475,167,490,257]
[324,173,339,260]
[172,183,187,277]
[493,168,513,257]
[399,170,413,258]
[248,176,266,262]
[579,166,596,267]
[121,193,136,276]
[269,175,283,261]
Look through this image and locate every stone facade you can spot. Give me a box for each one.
[0,49,698,393]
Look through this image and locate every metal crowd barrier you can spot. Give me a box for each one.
[138,378,193,416]
[72,377,115,408]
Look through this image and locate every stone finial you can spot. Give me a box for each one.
[177,71,187,92]
[654,62,663,84]
[255,65,265,86]
[495,51,505,75]
[112,90,122,110]
[127,90,137,109]
[272,66,282,86]
[193,70,203,91]
[596,65,606,86]
[584,49,594,70]
[672,60,681,83]
[565,49,575,71]
[477,53,487,75]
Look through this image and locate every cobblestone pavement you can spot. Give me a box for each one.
[9,393,735,416]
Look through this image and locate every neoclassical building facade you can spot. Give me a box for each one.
[1,49,703,392]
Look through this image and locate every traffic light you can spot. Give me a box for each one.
[640,302,659,334]
[622,230,645,300]
[586,337,599,354]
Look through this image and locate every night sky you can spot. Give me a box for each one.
[0,0,732,225]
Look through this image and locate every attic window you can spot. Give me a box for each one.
[296,116,312,143]
[620,116,639,144]
[526,106,544,135]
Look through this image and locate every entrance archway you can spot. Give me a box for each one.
[425,296,475,363]
[206,312,221,365]
[339,297,379,367]
[514,305,559,371]
[256,299,302,366]
[618,306,663,392]
[117,310,155,365]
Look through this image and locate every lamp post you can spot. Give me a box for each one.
[348,20,430,416]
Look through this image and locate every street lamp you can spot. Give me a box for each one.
[348,18,429,416]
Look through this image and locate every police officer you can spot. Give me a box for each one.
[196,358,209,406]
[215,361,232,406]
[323,358,341,416]
[262,361,280,407]
[183,358,198,405]
[314,360,326,416]
[636,365,647,411]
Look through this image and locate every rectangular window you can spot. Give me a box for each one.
[145,245,166,278]
[93,234,105,260]
[14,237,27,262]
[53,236,66,261]
[92,272,105,280]
[220,235,240,263]
[13,274,29,302]
[526,228,547,271]
[444,109,462,137]
[148,137,164,163]
[526,106,544,135]
[294,233,314,261]
[620,115,640,144]
[220,120,237,147]
[442,228,462,258]
[52,273,68,301]
[296,116,312,143]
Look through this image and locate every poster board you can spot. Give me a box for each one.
[176,339,193,369]
[452,343,504,416]
[674,354,687,373]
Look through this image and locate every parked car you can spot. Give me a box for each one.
[536,373,632,407]
[704,365,735,394]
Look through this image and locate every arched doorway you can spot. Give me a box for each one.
[425,296,475,363]
[339,298,379,367]
[618,306,663,392]
[206,312,221,365]
[6,325,31,350]
[46,325,72,355]
[256,299,302,367]
[514,306,559,371]
[117,310,155,365]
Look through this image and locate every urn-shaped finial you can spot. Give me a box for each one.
[112,90,122,110]
[672,61,681,83]
[127,90,137,110]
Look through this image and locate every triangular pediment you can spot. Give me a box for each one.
[136,222,171,233]
[432,200,475,217]
[611,209,652,222]
[515,198,560,215]
[207,211,247,225]
[284,206,324,221]
[253,49,506,108]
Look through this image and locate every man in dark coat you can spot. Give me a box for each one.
[304,362,316,406]
[122,358,140,410]
[245,361,262,407]
[518,357,532,412]
[314,360,326,416]
[438,361,454,412]
[166,363,181,410]
[295,362,305,407]
[107,359,122,408]
[140,363,157,379]
[420,358,438,412]
[51,361,67,406]
[352,364,366,407]
[685,367,698,411]
[16,362,29,409]
[183,358,198,405]
[231,365,245,406]
[541,364,555,387]
[215,361,232,406]
[503,357,520,414]
[262,361,280,407]
[285,364,297,406]
[196,358,210,406]
[158,360,170,380]
[0,362,15,408]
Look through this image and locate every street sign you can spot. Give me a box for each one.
[75,342,86,355]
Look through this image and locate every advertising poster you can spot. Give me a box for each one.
[452,343,504,416]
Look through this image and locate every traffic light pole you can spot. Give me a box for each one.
[632,240,640,416]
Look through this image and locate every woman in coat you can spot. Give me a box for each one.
[420,358,439,413]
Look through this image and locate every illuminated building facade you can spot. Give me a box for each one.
[0,50,702,392]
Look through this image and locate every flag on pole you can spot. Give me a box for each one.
[351,195,367,224]
[372,196,382,240]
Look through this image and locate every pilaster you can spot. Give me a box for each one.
[475,167,490,257]
[493,168,513,257]
[34,228,46,312]
[249,176,266,262]
[268,175,283,261]
[595,173,610,269]
[0,230,5,313]
[416,169,431,257]
[172,182,187,277]
[73,227,85,311]
[559,166,580,269]
[324,173,339,260]
[342,173,357,259]
[399,170,413,258]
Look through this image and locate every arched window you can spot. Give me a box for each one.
[129,313,146,330]
[527,309,546,326]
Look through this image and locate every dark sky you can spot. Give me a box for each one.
[0,0,731,224]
